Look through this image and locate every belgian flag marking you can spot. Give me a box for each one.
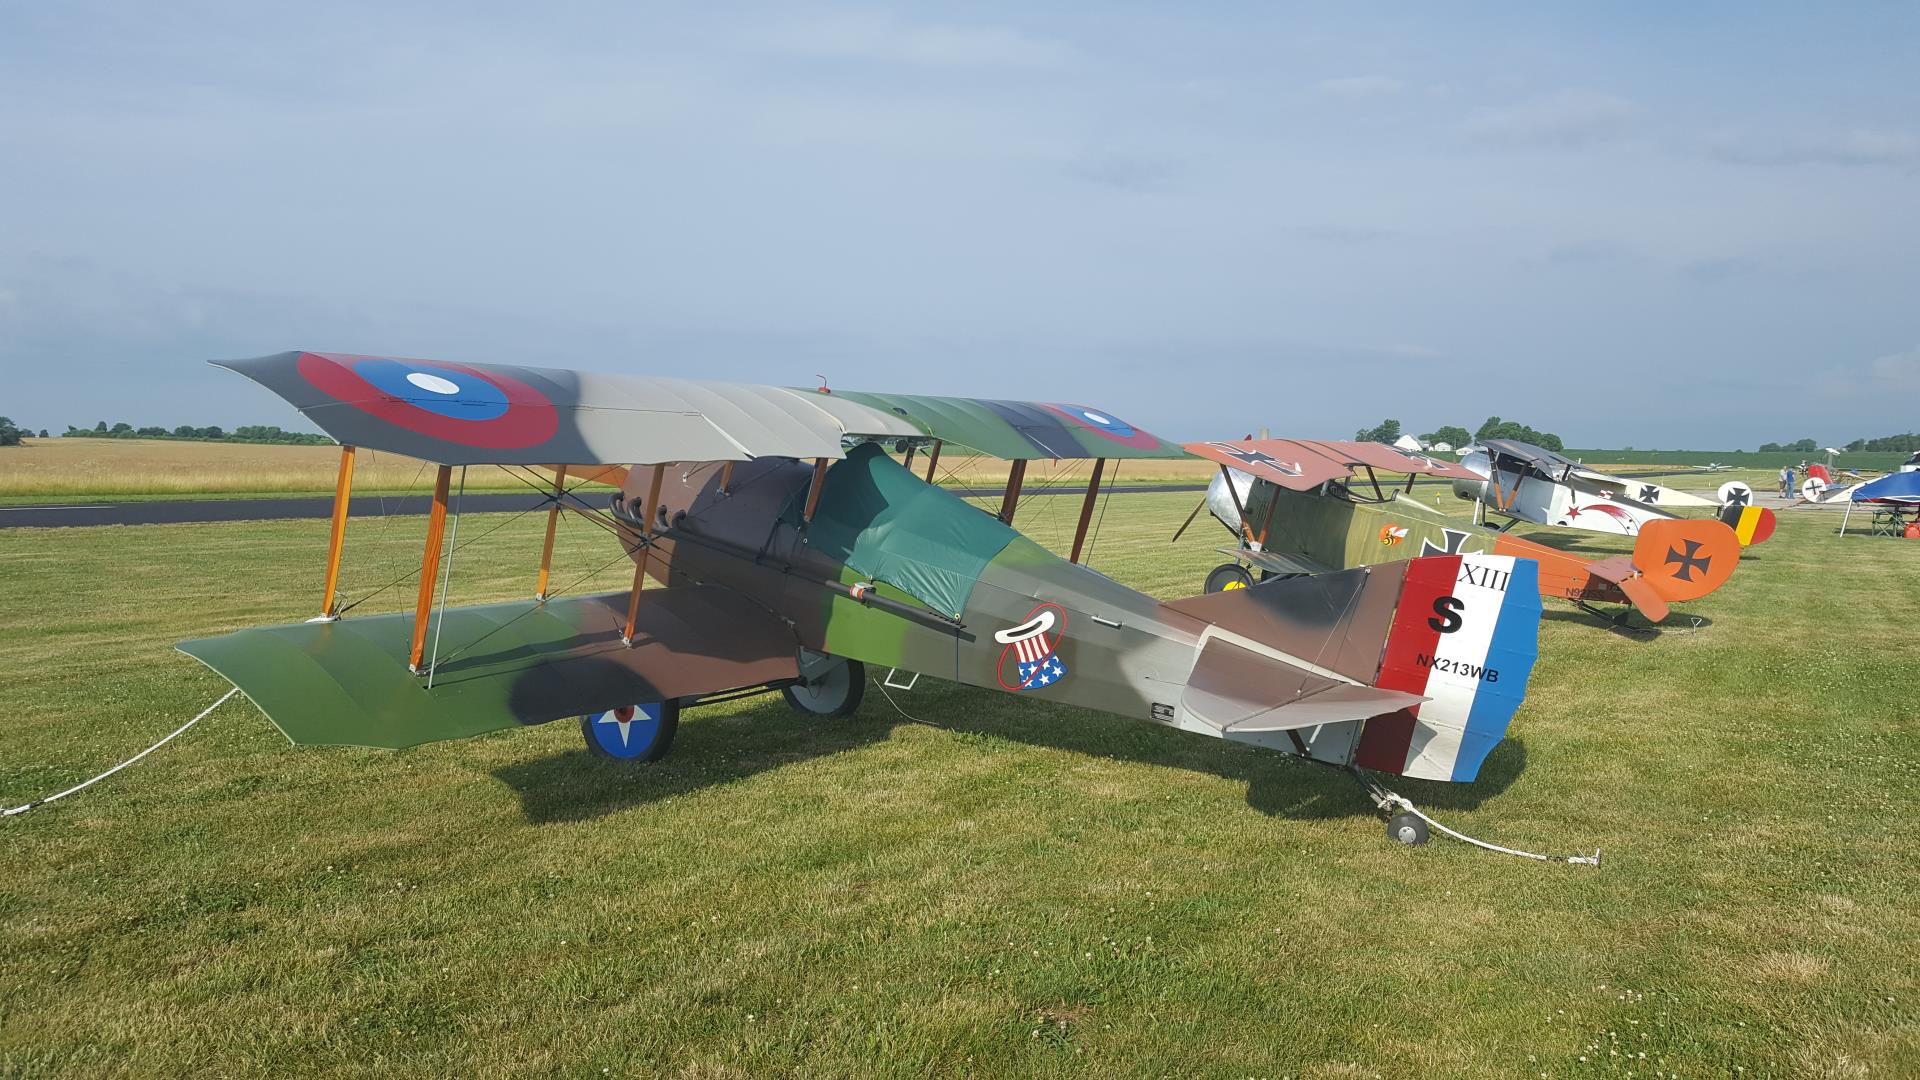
[1719,504,1776,546]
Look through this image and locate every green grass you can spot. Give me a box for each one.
[1,496,1915,1077]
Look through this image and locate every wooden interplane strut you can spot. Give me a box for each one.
[408,465,453,673]
[998,459,1028,524]
[622,464,666,646]
[1069,458,1107,564]
[535,465,566,600]
[319,444,356,617]
[802,457,829,521]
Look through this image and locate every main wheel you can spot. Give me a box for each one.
[782,656,866,717]
[1387,811,1430,846]
[1205,562,1255,593]
[580,700,680,763]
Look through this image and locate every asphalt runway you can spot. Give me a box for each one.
[0,484,1210,529]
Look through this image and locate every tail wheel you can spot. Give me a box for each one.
[581,700,680,763]
[782,656,866,717]
[1387,812,1430,846]
[1205,563,1256,593]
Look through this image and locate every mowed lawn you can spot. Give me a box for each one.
[1,492,1915,1077]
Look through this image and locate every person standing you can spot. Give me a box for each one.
[1785,464,1797,499]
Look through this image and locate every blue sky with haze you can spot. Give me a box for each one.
[2,2,1915,448]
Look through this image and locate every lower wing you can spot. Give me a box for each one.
[178,585,799,749]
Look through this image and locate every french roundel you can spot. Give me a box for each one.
[1042,403,1162,450]
[295,352,558,450]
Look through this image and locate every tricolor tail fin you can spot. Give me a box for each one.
[1717,502,1776,545]
[1631,518,1739,603]
[1354,552,1542,782]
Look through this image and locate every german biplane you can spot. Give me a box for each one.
[176,353,1547,845]
[1182,437,1739,626]
[1456,439,1775,548]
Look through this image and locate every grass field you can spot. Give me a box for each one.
[3,486,1917,1076]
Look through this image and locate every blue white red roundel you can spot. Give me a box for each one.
[1041,403,1162,450]
[584,703,664,759]
[295,352,557,449]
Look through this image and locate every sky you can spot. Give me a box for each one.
[1,2,1915,449]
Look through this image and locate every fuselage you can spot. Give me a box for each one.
[627,452,1208,734]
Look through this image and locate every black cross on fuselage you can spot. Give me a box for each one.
[1665,539,1712,581]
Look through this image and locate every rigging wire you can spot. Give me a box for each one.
[425,466,466,687]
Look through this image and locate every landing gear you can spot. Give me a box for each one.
[782,652,866,717]
[580,700,680,762]
[1387,811,1430,846]
[1205,563,1255,593]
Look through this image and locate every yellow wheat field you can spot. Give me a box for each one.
[0,438,1217,499]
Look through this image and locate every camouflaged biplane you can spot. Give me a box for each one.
[180,353,1547,844]
[1186,437,1743,627]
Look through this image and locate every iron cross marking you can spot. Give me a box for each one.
[1214,444,1276,467]
[1639,485,1660,503]
[1725,487,1750,508]
[1665,539,1712,582]
[1420,527,1474,558]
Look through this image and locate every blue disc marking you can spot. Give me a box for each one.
[352,358,510,420]
[1059,405,1137,436]
[585,702,664,759]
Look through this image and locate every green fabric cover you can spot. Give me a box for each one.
[830,390,1189,459]
[797,443,1018,618]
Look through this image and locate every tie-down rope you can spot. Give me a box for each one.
[1353,769,1601,866]
[3,689,238,818]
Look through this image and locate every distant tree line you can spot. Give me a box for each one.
[1757,438,1820,453]
[0,416,26,446]
[1843,432,1920,453]
[1355,416,1563,453]
[61,421,332,445]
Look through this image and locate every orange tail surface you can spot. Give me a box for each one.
[1631,518,1739,602]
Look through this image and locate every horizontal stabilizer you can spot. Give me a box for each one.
[178,587,798,749]
[1181,637,1426,733]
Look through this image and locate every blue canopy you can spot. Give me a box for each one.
[1851,471,1920,503]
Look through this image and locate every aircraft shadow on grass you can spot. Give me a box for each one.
[1539,606,1715,639]
[494,685,1521,826]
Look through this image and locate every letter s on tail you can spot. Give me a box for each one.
[1354,552,1543,782]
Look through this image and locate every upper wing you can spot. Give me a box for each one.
[827,391,1188,459]
[178,585,799,749]
[1184,437,1481,492]
[214,352,921,466]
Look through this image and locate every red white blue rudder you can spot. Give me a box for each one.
[1355,553,1542,782]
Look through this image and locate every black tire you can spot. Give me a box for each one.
[1387,811,1430,846]
[782,657,866,718]
[1204,562,1256,594]
[580,700,680,763]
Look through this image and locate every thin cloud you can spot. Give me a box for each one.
[1312,75,1403,98]
[1708,127,1917,168]
[1870,346,1920,389]
[1462,90,1638,149]
[757,13,1072,68]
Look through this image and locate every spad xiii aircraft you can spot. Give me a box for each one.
[1455,439,1775,548]
[179,353,1546,845]
[1183,437,1739,626]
